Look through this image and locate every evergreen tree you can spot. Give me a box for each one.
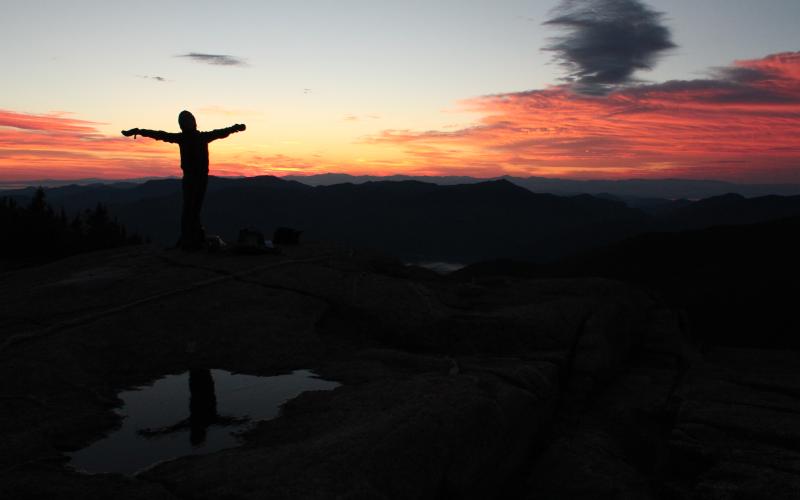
[0,188,143,269]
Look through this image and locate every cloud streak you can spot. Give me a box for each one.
[369,52,800,182]
[176,53,247,67]
[138,75,169,82]
[3,53,800,183]
[0,110,102,134]
[0,110,345,180]
[544,0,675,94]
[0,110,175,180]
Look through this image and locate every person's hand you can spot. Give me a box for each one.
[122,128,140,137]
[234,124,246,132]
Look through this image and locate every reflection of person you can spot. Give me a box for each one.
[188,368,218,445]
[122,111,246,250]
[137,368,247,446]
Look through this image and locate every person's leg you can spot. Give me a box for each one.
[193,172,208,243]
[180,175,193,248]
[180,172,208,249]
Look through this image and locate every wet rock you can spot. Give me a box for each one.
[516,303,690,500]
[0,465,178,500]
[8,243,782,499]
[525,429,654,500]
[669,349,800,499]
[141,361,556,500]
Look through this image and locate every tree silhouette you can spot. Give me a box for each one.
[0,188,142,269]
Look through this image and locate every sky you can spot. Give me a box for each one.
[1,0,799,182]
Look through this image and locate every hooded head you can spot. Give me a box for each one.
[178,110,197,132]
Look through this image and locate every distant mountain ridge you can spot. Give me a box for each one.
[0,177,174,190]
[174,177,651,262]
[283,173,800,199]
[5,173,800,200]
[0,176,648,262]
[4,175,800,263]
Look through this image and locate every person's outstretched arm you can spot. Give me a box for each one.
[203,124,246,142]
[121,128,181,143]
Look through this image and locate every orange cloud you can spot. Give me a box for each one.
[0,109,367,181]
[370,52,800,181]
[2,52,799,183]
[0,110,101,133]
[0,110,179,180]
[0,108,401,181]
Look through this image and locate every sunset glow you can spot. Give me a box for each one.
[372,52,800,181]
[1,1,799,183]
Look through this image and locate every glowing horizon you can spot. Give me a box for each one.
[2,1,799,183]
[2,51,799,183]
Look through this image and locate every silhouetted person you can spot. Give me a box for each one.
[122,111,246,250]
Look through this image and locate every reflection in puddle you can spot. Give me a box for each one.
[412,261,465,274]
[68,369,339,475]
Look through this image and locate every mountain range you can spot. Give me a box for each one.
[4,175,800,263]
[5,173,800,200]
[282,173,800,200]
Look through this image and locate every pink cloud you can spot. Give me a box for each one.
[3,52,800,183]
[370,52,800,181]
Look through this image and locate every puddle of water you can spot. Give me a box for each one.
[67,369,339,475]
[412,261,466,274]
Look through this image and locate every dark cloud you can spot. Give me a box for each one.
[544,0,676,94]
[176,53,247,67]
[711,66,769,83]
[138,75,168,82]
[628,78,797,104]
[624,54,800,105]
